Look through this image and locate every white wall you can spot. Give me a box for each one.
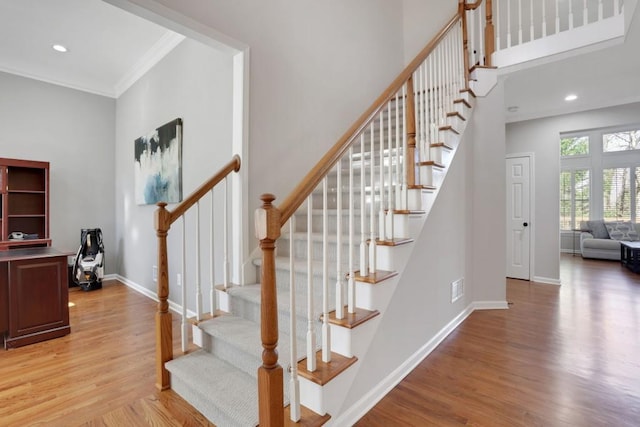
[0,71,116,269]
[402,0,458,64]
[114,38,234,305]
[119,0,406,219]
[506,101,640,282]
[472,81,507,301]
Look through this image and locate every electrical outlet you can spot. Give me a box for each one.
[177,273,182,287]
[152,265,158,282]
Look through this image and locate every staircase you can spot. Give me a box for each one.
[151,1,636,426]
[165,86,474,426]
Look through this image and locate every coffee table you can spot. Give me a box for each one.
[620,241,640,273]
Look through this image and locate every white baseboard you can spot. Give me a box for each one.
[333,303,475,426]
[114,274,196,318]
[473,300,509,310]
[532,276,561,286]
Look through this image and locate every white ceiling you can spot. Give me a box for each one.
[503,2,640,123]
[0,0,638,119]
[0,0,183,98]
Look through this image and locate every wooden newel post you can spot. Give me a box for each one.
[484,0,495,67]
[155,202,173,390]
[255,194,284,426]
[405,77,417,188]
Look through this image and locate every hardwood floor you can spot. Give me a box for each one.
[0,280,212,427]
[1,256,638,426]
[356,255,640,426]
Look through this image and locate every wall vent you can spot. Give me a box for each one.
[451,278,464,303]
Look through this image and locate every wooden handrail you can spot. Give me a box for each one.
[277,11,463,225]
[168,154,241,224]
[154,154,241,391]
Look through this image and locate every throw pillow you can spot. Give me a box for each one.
[604,221,639,241]
[587,219,610,239]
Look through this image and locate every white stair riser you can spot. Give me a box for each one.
[355,275,400,312]
[299,362,359,416]
[376,242,415,272]
[330,316,380,358]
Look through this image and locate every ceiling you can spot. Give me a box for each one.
[503,2,640,123]
[0,0,638,119]
[0,0,183,98]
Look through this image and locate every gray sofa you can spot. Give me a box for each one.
[580,220,640,260]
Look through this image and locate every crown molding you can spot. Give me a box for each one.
[114,30,186,98]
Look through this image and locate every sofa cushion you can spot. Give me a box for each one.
[582,237,621,250]
[605,221,639,241]
[587,219,609,239]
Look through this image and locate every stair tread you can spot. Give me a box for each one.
[166,350,258,426]
[227,283,336,320]
[297,351,358,386]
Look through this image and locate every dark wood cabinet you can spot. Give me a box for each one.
[1,248,70,349]
[0,158,51,250]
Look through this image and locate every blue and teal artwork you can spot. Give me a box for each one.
[134,118,183,205]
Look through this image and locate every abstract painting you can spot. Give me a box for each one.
[134,118,183,205]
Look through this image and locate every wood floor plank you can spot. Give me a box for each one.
[2,256,639,426]
[356,255,640,426]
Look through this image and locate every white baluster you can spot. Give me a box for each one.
[181,215,188,353]
[359,134,368,276]
[306,194,316,372]
[195,201,202,321]
[598,0,603,21]
[348,146,356,314]
[322,177,331,363]
[542,0,547,37]
[569,0,574,29]
[518,0,523,45]
[223,177,230,290]
[583,0,588,26]
[479,1,486,65]
[418,64,426,162]
[210,189,215,315]
[496,0,502,50]
[530,0,535,41]
[507,0,512,48]
[401,85,408,211]
[369,122,377,273]
[469,7,476,65]
[394,91,401,219]
[335,160,344,320]
[556,0,560,34]
[615,0,620,15]
[447,32,453,112]
[429,53,435,145]
[422,62,429,160]
[439,44,445,127]
[379,113,386,241]
[288,217,300,422]
[387,101,394,241]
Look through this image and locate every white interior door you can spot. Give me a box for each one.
[506,156,531,280]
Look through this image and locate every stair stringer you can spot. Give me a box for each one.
[298,102,474,421]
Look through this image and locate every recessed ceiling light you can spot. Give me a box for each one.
[52,44,68,53]
[565,94,578,101]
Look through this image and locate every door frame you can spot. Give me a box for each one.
[506,152,535,281]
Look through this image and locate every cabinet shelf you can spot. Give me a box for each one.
[8,190,46,194]
[0,158,50,250]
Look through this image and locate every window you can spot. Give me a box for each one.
[560,169,590,230]
[560,135,589,156]
[603,167,632,221]
[603,129,640,152]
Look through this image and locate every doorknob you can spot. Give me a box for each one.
[523,222,528,227]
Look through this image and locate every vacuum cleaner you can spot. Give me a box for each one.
[73,228,105,291]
